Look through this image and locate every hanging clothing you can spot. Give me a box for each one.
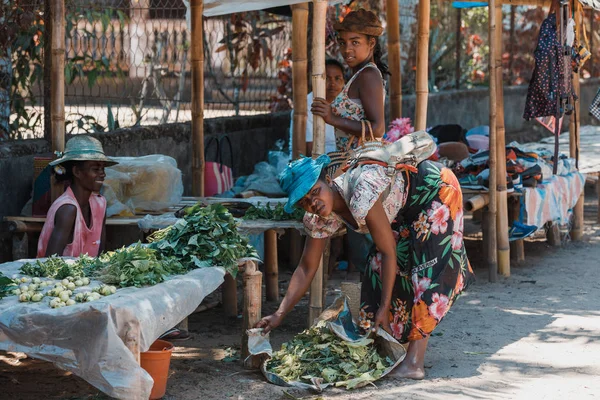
[523,13,574,120]
[330,62,384,151]
[37,187,106,258]
[304,162,474,343]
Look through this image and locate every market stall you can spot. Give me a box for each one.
[0,258,228,399]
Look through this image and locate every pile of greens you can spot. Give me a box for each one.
[19,255,93,279]
[148,204,258,277]
[266,321,394,389]
[87,242,186,288]
[242,202,305,221]
[0,272,16,299]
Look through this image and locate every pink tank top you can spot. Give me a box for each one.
[37,187,106,258]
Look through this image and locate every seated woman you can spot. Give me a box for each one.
[37,136,116,258]
[256,155,475,379]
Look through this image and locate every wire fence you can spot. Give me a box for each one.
[1,1,599,141]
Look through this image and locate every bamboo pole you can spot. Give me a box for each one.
[487,0,499,283]
[222,273,238,317]
[50,0,66,203]
[508,197,525,262]
[241,261,262,364]
[415,0,430,131]
[292,3,309,159]
[570,7,584,241]
[465,194,490,212]
[264,229,279,302]
[386,0,402,119]
[308,0,327,325]
[456,8,462,90]
[495,2,510,276]
[311,0,327,156]
[191,0,205,196]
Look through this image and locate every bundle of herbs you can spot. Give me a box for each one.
[88,242,187,288]
[242,202,305,221]
[147,204,258,277]
[265,321,394,389]
[19,255,93,279]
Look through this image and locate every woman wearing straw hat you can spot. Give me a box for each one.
[37,135,117,258]
[256,155,475,380]
[311,8,388,152]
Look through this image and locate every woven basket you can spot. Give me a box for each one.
[340,281,362,319]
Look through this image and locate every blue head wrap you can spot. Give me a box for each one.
[279,154,331,213]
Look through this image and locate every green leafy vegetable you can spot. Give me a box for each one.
[88,242,186,287]
[148,204,258,277]
[243,202,305,221]
[0,273,17,299]
[19,255,92,278]
[265,321,393,389]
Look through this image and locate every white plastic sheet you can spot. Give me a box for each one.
[203,0,343,16]
[0,258,225,399]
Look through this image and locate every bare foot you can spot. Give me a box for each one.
[388,362,426,380]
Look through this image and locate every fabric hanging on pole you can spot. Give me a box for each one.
[577,0,600,11]
[203,0,343,17]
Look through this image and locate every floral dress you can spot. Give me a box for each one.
[304,161,475,343]
[330,62,383,151]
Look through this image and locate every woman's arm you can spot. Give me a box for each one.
[311,68,385,139]
[364,199,397,333]
[255,236,327,333]
[45,204,77,256]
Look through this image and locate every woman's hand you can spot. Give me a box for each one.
[310,97,334,124]
[372,306,392,335]
[254,312,284,334]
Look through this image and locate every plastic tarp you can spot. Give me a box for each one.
[203,0,342,16]
[0,258,225,399]
[102,155,183,217]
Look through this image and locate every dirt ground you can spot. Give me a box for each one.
[2,188,600,400]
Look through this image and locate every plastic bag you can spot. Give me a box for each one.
[102,155,183,216]
[237,140,289,197]
[247,296,406,392]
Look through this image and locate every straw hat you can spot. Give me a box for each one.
[49,136,117,167]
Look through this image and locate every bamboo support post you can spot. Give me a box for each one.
[321,239,331,306]
[386,0,402,119]
[51,0,66,203]
[570,8,584,241]
[465,194,489,212]
[306,0,327,326]
[495,2,510,276]
[124,321,141,364]
[311,0,327,157]
[508,197,525,263]
[222,273,238,317]
[486,0,499,283]
[264,229,279,302]
[308,257,324,326]
[415,0,430,131]
[191,0,205,196]
[241,261,262,364]
[292,3,309,159]
[547,222,562,246]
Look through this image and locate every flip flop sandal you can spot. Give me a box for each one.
[159,328,192,341]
